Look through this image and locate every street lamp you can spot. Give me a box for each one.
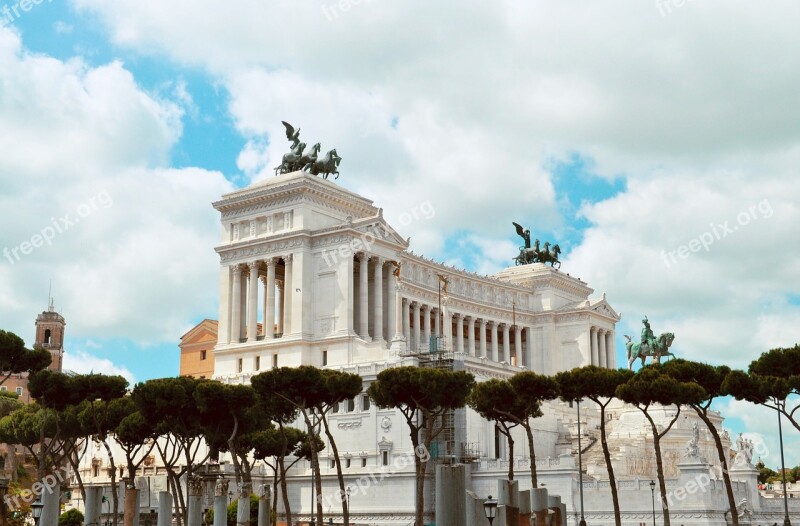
[31,499,44,526]
[649,480,656,526]
[483,495,498,526]
[777,407,792,526]
[345,487,351,510]
[576,400,586,526]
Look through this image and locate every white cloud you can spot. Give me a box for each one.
[0,24,233,347]
[63,350,136,385]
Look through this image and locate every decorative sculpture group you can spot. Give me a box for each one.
[512,222,561,268]
[733,434,755,466]
[625,316,676,370]
[274,121,342,180]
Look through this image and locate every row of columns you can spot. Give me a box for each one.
[229,255,292,343]
[590,326,615,368]
[401,298,530,366]
[354,253,398,342]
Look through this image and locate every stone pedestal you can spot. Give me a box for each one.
[729,463,762,512]
[84,487,103,526]
[673,454,713,510]
[435,464,467,526]
[531,488,549,526]
[236,483,252,526]
[498,479,519,526]
[41,481,60,526]
[187,478,203,526]
[258,485,271,526]
[157,492,172,526]
[124,486,139,526]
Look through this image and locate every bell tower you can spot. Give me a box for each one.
[34,297,65,372]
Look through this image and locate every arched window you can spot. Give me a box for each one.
[44,329,51,344]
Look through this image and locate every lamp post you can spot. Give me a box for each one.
[483,495,498,526]
[345,487,351,517]
[649,480,656,526]
[31,499,44,526]
[576,400,586,526]
[777,407,791,526]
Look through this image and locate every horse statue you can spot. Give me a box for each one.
[275,141,306,175]
[304,148,341,179]
[298,142,321,169]
[542,244,561,269]
[625,332,676,370]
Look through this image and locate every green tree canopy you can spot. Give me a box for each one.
[368,366,474,526]
[0,330,52,385]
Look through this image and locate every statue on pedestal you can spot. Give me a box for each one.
[733,434,754,466]
[512,222,561,268]
[625,316,677,370]
[684,422,702,459]
[274,121,341,179]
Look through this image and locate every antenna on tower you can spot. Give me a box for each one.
[48,280,54,311]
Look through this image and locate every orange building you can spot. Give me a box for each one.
[178,319,218,379]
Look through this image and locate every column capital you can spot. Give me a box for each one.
[248,261,260,271]
[421,304,430,312]
[590,325,597,334]
[372,255,384,264]
[597,327,605,336]
[282,254,293,263]
[453,312,462,320]
[356,251,370,261]
[276,280,284,291]
[266,257,278,268]
[479,318,487,326]
[230,263,243,273]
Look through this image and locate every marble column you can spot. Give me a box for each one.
[466,316,476,356]
[403,298,411,346]
[444,309,453,350]
[455,313,464,353]
[283,255,293,334]
[490,321,499,361]
[412,302,421,352]
[265,258,276,339]
[598,329,607,368]
[276,280,285,336]
[515,325,523,366]
[373,257,384,341]
[479,319,487,357]
[231,265,242,343]
[502,323,511,363]
[607,331,615,368]
[422,305,431,350]
[590,327,599,366]
[239,271,247,339]
[247,261,259,342]
[359,253,370,340]
[388,269,398,340]
[260,275,268,337]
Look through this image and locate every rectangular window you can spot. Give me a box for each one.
[382,451,389,466]
[237,358,243,373]
[322,350,328,366]
[15,387,22,396]
[346,399,355,412]
[200,350,207,360]
[0,386,6,392]
[273,354,278,368]
[330,460,335,469]
[332,401,340,413]
[362,394,371,411]
[255,356,261,371]
[345,458,351,469]
[361,458,367,468]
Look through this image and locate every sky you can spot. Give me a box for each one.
[1,1,799,467]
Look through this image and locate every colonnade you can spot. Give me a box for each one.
[228,255,293,343]
[590,326,615,368]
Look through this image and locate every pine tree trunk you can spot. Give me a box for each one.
[524,423,538,488]
[598,404,621,526]
[321,415,349,526]
[645,413,671,526]
[278,456,291,526]
[505,426,515,481]
[695,407,738,526]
